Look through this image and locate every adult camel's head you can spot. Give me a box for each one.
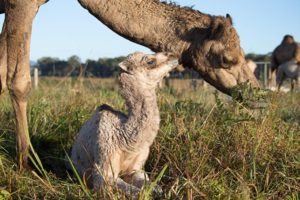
[180,14,260,94]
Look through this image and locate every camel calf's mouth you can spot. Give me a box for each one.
[119,68,130,74]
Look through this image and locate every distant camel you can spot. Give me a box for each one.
[276,60,300,91]
[270,35,300,86]
[0,0,260,169]
[69,52,177,195]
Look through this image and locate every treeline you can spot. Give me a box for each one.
[34,55,125,77]
[33,53,271,78]
[245,52,271,62]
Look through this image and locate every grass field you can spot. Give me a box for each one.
[0,77,299,199]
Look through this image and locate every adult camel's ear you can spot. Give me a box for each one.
[37,0,49,6]
[226,14,233,25]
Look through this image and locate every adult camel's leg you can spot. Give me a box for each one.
[0,2,4,94]
[291,79,294,92]
[296,76,300,90]
[5,1,40,169]
[276,68,284,92]
[0,19,7,94]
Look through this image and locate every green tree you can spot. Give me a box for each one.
[37,57,59,66]
[67,55,81,68]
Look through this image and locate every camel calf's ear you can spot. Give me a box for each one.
[119,61,133,72]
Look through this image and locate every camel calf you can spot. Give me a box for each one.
[69,52,178,196]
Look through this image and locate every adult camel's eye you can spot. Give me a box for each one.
[147,59,156,66]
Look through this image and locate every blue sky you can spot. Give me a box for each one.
[0,0,300,62]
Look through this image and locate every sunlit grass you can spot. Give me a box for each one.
[0,77,299,199]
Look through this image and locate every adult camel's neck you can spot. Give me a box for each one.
[78,0,213,56]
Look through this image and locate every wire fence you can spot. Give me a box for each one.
[31,61,272,90]
[255,62,271,88]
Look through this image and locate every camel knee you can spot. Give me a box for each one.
[7,78,31,101]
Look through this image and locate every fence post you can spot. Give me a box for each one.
[263,62,268,88]
[34,67,38,89]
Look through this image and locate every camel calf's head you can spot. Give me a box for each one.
[119,52,178,88]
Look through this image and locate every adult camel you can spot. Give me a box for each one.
[269,35,300,86]
[0,0,259,169]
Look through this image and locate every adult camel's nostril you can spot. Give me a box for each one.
[167,59,179,68]
[162,52,174,58]
[165,53,177,61]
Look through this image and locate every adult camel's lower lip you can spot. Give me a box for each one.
[167,59,179,68]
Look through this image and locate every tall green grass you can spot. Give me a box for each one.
[0,77,299,199]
